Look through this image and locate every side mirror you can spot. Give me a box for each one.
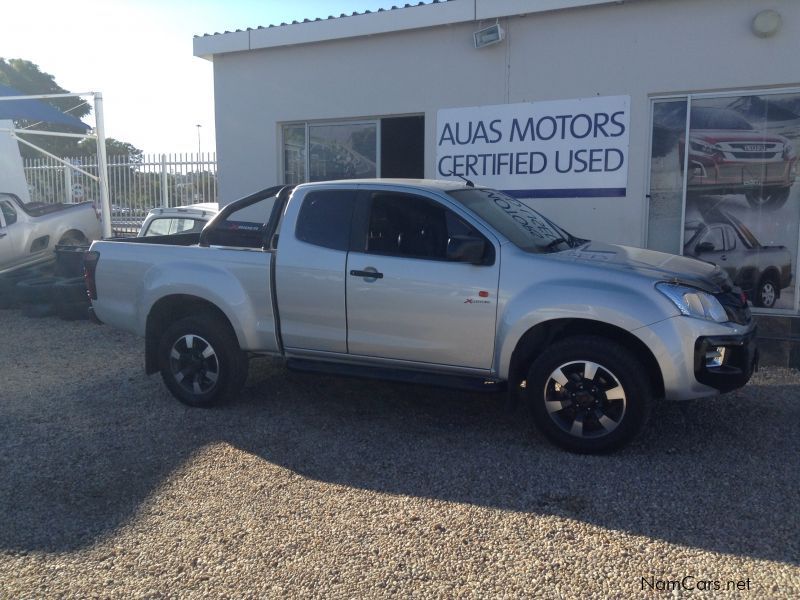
[447,235,487,264]
[695,241,716,253]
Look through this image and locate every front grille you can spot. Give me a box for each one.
[730,152,781,160]
[715,289,751,325]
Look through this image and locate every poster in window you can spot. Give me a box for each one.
[682,93,800,311]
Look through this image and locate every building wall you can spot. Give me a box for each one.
[212,0,798,246]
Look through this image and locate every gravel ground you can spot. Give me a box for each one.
[0,309,798,598]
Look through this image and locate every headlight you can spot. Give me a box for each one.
[784,141,796,160]
[656,283,728,323]
[689,138,720,156]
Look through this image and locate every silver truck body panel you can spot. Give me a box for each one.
[0,194,100,275]
[92,242,279,353]
[89,179,757,405]
[346,249,500,369]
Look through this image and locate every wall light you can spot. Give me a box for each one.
[474,24,505,49]
[752,9,782,38]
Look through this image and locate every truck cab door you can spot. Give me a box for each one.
[345,190,500,370]
[275,189,358,353]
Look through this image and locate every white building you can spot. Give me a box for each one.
[196,0,800,352]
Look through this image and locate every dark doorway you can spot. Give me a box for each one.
[381,116,425,179]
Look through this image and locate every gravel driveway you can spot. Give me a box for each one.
[0,309,798,598]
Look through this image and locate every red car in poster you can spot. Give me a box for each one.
[680,107,797,210]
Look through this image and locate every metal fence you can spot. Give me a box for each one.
[23,152,217,235]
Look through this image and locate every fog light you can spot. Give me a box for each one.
[705,346,727,368]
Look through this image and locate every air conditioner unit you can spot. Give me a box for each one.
[473,24,505,49]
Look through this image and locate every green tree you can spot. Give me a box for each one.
[76,137,144,163]
[0,58,142,160]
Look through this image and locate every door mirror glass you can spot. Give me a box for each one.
[447,235,486,264]
[695,241,715,253]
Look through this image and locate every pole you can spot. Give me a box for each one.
[196,124,201,156]
[161,153,168,208]
[94,92,112,238]
[63,159,72,204]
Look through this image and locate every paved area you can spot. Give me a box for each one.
[0,309,798,598]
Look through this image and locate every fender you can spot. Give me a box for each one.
[493,276,678,379]
[138,256,276,352]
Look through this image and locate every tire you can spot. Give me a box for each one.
[54,277,90,320]
[16,277,60,306]
[0,266,48,308]
[157,311,248,407]
[57,300,90,321]
[745,186,790,211]
[55,276,89,305]
[0,278,20,309]
[22,301,56,318]
[754,275,779,309]
[526,336,652,454]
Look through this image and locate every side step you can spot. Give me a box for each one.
[286,358,506,393]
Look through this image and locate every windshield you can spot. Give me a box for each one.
[447,188,584,253]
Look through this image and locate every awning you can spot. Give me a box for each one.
[0,83,91,131]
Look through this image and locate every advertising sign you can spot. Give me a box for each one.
[436,95,630,198]
[649,91,800,311]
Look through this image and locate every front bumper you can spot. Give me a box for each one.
[694,330,758,394]
[634,316,758,401]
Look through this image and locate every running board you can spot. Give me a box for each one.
[286,358,506,393]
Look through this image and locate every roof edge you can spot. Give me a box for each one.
[193,0,630,60]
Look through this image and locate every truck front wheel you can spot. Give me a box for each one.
[158,312,248,407]
[526,336,651,453]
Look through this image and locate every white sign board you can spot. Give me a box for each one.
[436,95,630,198]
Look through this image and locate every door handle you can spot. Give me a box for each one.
[350,269,383,279]
[720,255,727,260]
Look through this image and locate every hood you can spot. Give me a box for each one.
[690,129,788,145]
[559,241,730,293]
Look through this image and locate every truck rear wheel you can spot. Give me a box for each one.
[158,312,248,407]
[745,186,790,211]
[754,275,778,308]
[526,336,651,453]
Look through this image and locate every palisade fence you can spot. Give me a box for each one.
[23,153,218,235]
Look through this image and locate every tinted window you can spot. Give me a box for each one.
[206,196,276,248]
[295,190,356,251]
[365,193,482,260]
[0,200,17,226]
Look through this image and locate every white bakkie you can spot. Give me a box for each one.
[87,180,758,453]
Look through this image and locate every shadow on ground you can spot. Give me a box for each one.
[1,341,797,565]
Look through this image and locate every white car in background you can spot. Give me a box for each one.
[0,192,101,276]
[138,203,218,237]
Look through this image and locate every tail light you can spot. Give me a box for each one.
[84,250,100,300]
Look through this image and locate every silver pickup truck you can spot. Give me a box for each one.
[87,180,758,453]
[0,192,101,275]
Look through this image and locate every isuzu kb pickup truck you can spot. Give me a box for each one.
[87,180,758,453]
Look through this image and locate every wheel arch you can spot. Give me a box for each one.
[145,294,237,374]
[57,229,89,245]
[506,318,665,404]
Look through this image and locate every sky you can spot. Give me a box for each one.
[2,0,412,156]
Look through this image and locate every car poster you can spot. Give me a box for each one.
[650,92,800,311]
